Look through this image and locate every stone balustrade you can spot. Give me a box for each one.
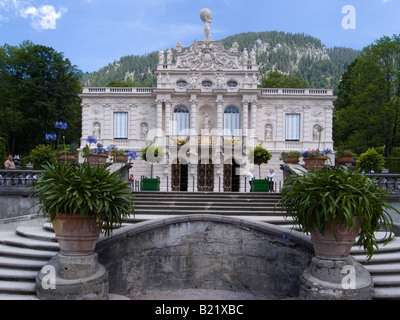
[0,169,43,188]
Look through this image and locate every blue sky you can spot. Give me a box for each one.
[0,0,399,73]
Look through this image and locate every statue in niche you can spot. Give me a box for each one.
[216,73,225,89]
[200,8,212,41]
[93,122,101,139]
[158,49,165,65]
[313,124,323,141]
[265,124,273,141]
[202,112,211,130]
[140,123,148,139]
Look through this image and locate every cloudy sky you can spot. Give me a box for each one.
[0,0,399,73]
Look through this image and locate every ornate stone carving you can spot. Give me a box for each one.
[176,41,239,71]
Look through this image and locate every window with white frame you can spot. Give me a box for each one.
[173,105,190,136]
[286,114,300,141]
[114,112,128,139]
[224,106,240,136]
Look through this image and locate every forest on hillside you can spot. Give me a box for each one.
[81,31,360,91]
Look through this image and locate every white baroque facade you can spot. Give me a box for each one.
[79,9,335,192]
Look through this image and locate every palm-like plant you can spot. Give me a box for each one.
[34,162,134,236]
[279,166,399,260]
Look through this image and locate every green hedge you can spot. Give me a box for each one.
[384,157,400,173]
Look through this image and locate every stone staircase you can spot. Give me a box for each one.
[0,191,400,299]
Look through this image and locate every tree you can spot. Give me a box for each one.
[0,41,82,156]
[259,71,309,88]
[248,143,272,178]
[334,35,400,156]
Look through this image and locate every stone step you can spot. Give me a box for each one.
[0,256,49,270]
[133,208,283,216]
[0,293,38,300]
[372,287,400,299]
[0,280,36,294]
[351,237,400,255]
[353,251,400,264]
[363,262,400,274]
[0,243,57,260]
[373,274,400,287]
[0,233,59,252]
[0,268,38,281]
[16,226,57,243]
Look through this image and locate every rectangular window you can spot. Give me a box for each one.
[114,112,128,139]
[286,114,300,141]
[224,113,240,136]
[173,112,190,136]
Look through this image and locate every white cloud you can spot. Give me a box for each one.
[0,0,66,30]
[381,0,392,3]
[22,5,67,30]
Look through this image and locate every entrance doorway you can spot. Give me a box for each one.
[223,160,240,192]
[171,163,188,191]
[197,160,214,192]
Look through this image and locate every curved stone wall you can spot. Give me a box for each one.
[95,215,313,299]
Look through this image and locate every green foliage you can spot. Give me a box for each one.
[248,144,272,177]
[279,166,397,260]
[29,144,57,169]
[0,137,6,169]
[357,148,385,173]
[106,81,137,87]
[384,158,400,173]
[259,72,308,88]
[34,162,134,236]
[334,35,400,156]
[0,41,82,156]
[82,31,360,90]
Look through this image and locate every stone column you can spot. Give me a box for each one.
[154,99,163,147]
[189,95,198,192]
[165,100,171,137]
[242,101,249,138]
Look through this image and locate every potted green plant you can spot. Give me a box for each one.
[302,148,332,172]
[280,151,301,164]
[82,136,108,167]
[357,148,385,173]
[34,162,134,255]
[141,143,165,191]
[248,143,272,192]
[107,144,128,163]
[278,166,399,261]
[58,142,79,163]
[336,150,356,166]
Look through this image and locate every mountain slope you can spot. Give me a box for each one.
[81,30,360,90]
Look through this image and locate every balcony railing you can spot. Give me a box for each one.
[0,169,43,188]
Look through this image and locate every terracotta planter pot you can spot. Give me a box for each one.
[338,156,355,166]
[283,156,300,164]
[51,213,102,255]
[59,153,76,163]
[87,153,108,167]
[115,154,128,163]
[311,217,360,260]
[303,156,327,172]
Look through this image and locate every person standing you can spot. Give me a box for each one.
[4,155,15,169]
[248,169,254,192]
[268,169,275,193]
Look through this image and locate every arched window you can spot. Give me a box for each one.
[224,106,240,136]
[173,106,190,136]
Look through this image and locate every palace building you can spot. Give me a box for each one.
[79,8,335,192]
